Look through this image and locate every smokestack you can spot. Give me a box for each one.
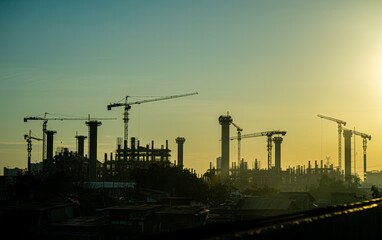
[219,114,232,180]
[273,137,283,171]
[343,130,353,178]
[86,121,102,182]
[75,135,87,157]
[176,137,186,168]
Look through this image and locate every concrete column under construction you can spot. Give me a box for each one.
[219,114,232,180]
[86,121,102,182]
[46,130,56,162]
[176,137,186,168]
[75,135,87,157]
[44,130,56,172]
[273,137,283,171]
[343,130,353,178]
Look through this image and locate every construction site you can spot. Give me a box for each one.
[9,90,376,191]
[1,92,380,239]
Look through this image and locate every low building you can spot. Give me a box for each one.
[106,204,164,236]
[157,205,209,232]
[279,192,316,211]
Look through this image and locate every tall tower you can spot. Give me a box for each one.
[86,121,102,182]
[219,114,232,180]
[273,137,283,171]
[75,135,87,157]
[44,130,56,172]
[176,137,186,168]
[343,130,352,178]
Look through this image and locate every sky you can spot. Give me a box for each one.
[1,0,382,177]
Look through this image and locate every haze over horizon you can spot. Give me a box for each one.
[1,0,382,176]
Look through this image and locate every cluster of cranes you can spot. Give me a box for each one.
[22,93,372,178]
[229,122,286,170]
[23,93,198,172]
[317,114,372,176]
[226,114,371,176]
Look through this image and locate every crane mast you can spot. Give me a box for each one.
[24,130,42,173]
[231,122,243,168]
[107,92,198,147]
[352,129,371,181]
[317,114,347,171]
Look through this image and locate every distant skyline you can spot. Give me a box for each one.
[1,1,382,176]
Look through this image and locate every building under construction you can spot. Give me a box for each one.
[102,137,172,182]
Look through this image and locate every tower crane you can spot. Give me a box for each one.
[24,113,116,162]
[317,114,347,170]
[230,130,286,170]
[24,130,42,173]
[107,92,198,148]
[231,122,243,167]
[344,128,371,180]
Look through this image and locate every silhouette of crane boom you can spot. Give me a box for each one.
[230,130,286,170]
[107,92,198,147]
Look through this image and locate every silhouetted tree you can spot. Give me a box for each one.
[309,174,364,200]
[131,162,209,202]
[371,185,381,198]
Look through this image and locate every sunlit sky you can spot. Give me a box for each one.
[1,0,382,176]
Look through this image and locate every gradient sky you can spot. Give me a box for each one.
[1,0,382,177]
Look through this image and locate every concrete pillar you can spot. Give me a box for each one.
[273,137,283,171]
[86,121,102,182]
[75,135,87,157]
[176,137,186,168]
[44,130,56,172]
[343,129,353,178]
[219,114,232,180]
